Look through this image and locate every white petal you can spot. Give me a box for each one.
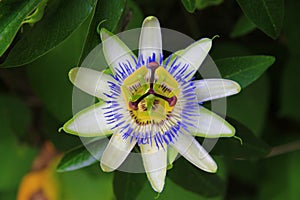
[101,133,136,172]
[194,79,241,102]
[100,28,137,74]
[139,16,162,63]
[192,106,235,138]
[63,102,113,137]
[140,144,167,192]
[69,67,115,100]
[166,38,212,80]
[171,133,217,173]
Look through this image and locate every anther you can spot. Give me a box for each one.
[129,102,138,110]
[168,96,177,107]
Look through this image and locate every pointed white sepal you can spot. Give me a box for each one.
[140,143,167,193]
[100,133,136,172]
[100,28,137,74]
[171,133,217,173]
[139,16,162,63]
[192,106,235,138]
[166,38,212,80]
[194,79,241,102]
[69,67,116,100]
[63,102,113,137]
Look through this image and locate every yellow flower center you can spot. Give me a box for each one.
[121,62,180,125]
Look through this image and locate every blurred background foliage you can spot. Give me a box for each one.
[1,0,300,199]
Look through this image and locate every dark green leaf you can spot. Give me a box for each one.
[215,55,275,88]
[211,41,251,60]
[27,15,90,122]
[2,0,97,67]
[230,14,256,38]
[79,0,126,64]
[0,0,42,57]
[236,0,284,39]
[227,74,270,135]
[206,118,270,159]
[195,0,223,10]
[122,0,144,30]
[227,159,260,185]
[57,139,106,172]
[113,171,146,200]
[97,0,126,32]
[168,158,225,197]
[181,0,196,13]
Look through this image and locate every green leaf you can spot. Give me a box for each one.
[211,41,251,60]
[230,14,256,38]
[195,0,223,10]
[168,158,225,197]
[227,159,260,186]
[207,118,270,159]
[227,74,270,135]
[78,0,126,64]
[57,139,106,172]
[27,15,90,122]
[0,0,42,57]
[215,55,275,88]
[123,0,144,30]
[181,0,196,13]
[96,0,126,32]
[236,0,284,39]
[113,171,146,200]
[2,0,97,67]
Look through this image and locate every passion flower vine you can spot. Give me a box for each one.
[62,16,241,192]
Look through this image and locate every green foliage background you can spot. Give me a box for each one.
[1,0,300,199]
